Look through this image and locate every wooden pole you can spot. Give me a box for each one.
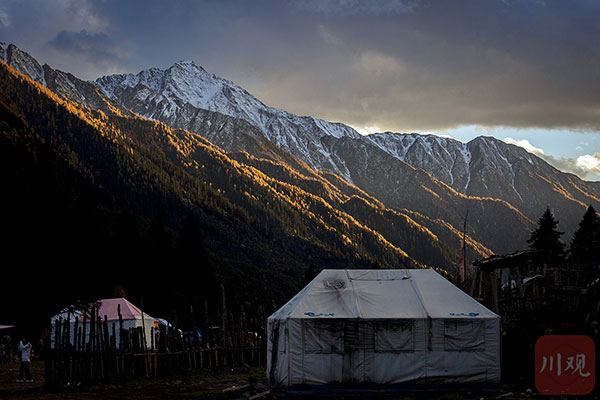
[202,299,209,348]
[82,309,88,352]
[118,303,123,351]
[220,285,228,348]
[190,303,197,349]
[73,313,79,351]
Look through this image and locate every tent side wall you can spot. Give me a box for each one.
[284,318,428,385]
[268,317,500,386]
[427,317,501,383]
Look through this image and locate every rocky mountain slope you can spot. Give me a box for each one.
[1,44,494,289]
[94,60,361,181]
[91,59,599,252]
[365,132,600,236]
[4,42,596,255]
[1,42,491,264]
[1,59,442,323]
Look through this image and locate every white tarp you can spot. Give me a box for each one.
[267,269,500,386]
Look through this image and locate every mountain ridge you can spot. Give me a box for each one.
[1,52,487,302]
[90,57,599,252]
[4,41,596,256]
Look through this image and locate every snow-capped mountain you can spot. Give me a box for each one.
[361,132,600,229]
[3,42,598,254]
[92,60,599,251]
[94,61,361,181]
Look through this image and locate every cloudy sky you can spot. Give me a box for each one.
[1,0,599,180]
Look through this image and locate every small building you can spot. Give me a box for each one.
[267,269,500,387]
[50,298,157,350]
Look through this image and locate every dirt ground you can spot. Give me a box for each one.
[0,361,267,399]
[0,361,586,400]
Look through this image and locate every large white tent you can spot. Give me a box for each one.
[50,298,157,350]
[267,269,500,387]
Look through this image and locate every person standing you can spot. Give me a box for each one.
[16,338,32,382]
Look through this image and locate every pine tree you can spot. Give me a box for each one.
[527,207,565,264]
[569,205,600,264]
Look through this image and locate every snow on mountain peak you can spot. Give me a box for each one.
[93,59,363,182]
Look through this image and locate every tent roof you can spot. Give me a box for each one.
[51,298,155,322]
[269,269,498,320]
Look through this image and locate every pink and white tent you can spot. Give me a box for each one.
[50,298,157,350]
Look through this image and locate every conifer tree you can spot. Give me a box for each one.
[569,205,600,264]
[527,207,565,264]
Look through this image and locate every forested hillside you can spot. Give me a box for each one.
[0,61,484,331]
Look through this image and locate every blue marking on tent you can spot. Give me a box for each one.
[448,312,479,317]
[304,312,335,317]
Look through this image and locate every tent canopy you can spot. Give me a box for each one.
[52,297,153,322]
[270,269,498,320]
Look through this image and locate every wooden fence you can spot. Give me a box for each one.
[45,346,265,388]
[45,298,268,388]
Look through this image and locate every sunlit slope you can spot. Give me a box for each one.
[0,60,424,275]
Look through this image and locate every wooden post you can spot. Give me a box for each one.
[65,311,71,349]
[103,315,109,353]
[97,316,103,353]
[220,285,229,348]
[90,305,96,353]
[190,303,197,349]
[73,313,79,351]
[140,296,150,377]
[490,270,500,314]
[55,317,62,351]
[82,309,87,352]
[118,303,123,351]
[202,299,209,348]
[111,322,116,352]
[240,305,248,347]
[140,296,147,351]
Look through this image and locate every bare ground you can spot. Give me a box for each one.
[0,361,266,399]
[0,362,575,400]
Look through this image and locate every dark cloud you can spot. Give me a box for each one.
[48,30,127,64]
[1,0,600,133]
[43,29,133,78]
[290,0,419,17]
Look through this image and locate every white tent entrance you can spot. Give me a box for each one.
[267,269,500,387]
